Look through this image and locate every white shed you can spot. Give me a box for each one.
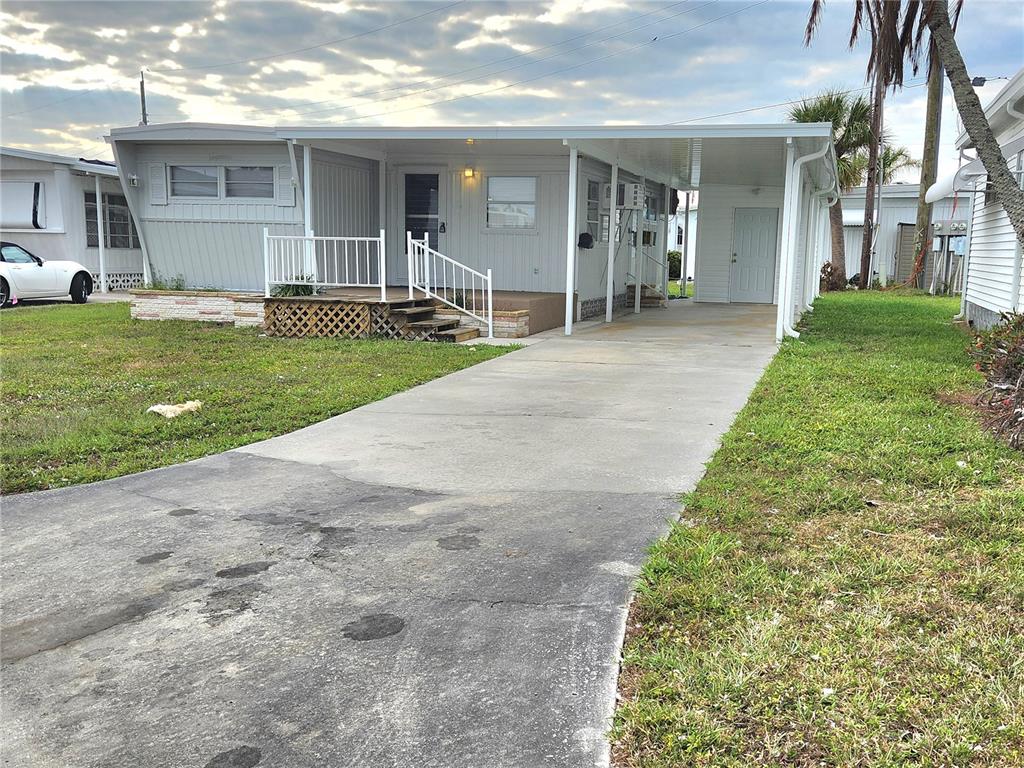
[0,146,146,291]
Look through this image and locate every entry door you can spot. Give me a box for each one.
[730,207,778,303]
[403,172,446,253]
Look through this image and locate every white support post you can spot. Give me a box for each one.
[564,145,579,335]
[605,162,618,323]
[379,156,387,293]
[660,183,670,298]
[777,140,796,343]
[634,178,645,314]
[379,228,387,302]
[263,227,271,298]
[406,231,415,299]
[681,191,691,298]
[94,174,107,293]
[303,145,314,279]
[486,268,494,339]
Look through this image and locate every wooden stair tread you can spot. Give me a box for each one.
[433,326,481,342]
[408,318,460,330]
[389,305,436,316]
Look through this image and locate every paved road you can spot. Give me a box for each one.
[1,301,776,768]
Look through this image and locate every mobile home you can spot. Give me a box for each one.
[109,122,838,340]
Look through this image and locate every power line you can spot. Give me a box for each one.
[148,0,465,73]
[268,0,723,122]
[252,0,696,115]
[324,0,769,125]
[4,86,105,118]
[665,78,928,124]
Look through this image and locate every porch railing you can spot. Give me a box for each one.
[407,231,493,338]
[263,228,387,301]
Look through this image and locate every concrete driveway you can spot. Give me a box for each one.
[1,300,776,768]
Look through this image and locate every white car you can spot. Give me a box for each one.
[0,242,93,307]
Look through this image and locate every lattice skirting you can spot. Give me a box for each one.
[263,299,373,338]
[91,272,145,291]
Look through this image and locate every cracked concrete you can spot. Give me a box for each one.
[1,301,776,767]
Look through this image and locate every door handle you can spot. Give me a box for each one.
[438,222,447,233]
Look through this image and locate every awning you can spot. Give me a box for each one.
[926,134,1024,203]
[842,209,864,226]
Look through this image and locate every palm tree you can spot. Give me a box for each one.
[790,90,873,289]
[805,0,1024,254]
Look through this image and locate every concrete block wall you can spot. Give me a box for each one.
[432,308,530,338]
[130,290,265,328]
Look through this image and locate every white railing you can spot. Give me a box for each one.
[263,228,387,301]
[407,231,493,338]
[643,249,668,295]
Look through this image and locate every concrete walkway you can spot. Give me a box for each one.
[1,300,777,768]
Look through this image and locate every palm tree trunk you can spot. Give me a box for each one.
[912,47,943,277]
[927,0,1024,243]
[860,74,885,288]
[828,198,847,288]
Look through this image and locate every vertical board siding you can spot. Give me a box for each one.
[695,184,784,303]
[310,149,377,238]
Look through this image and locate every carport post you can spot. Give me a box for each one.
[776,140,796,343]
[660,183,671,298]
[94,174,107,293]
[605,162,618,322]
[564,145,579,335]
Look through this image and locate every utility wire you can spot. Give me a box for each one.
[324,0,768,125]
[148,0,466,73]
[665,78,928,124]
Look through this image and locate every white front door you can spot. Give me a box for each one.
[730,207,778,303]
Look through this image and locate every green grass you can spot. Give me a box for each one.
[612,291,1024,767]
[0,303,512,494]
[667,281,694,298]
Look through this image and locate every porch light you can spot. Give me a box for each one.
[464,166,475,178]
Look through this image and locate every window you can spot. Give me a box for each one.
[85,192,141,249]
[1,244,36,263]
[586,179,602,242]
[170,165,218,197]
[677,226,684,246]
[487,176,536,229]
[225,166,274,198]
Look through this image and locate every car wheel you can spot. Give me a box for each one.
[70,273,89,304]
[0,278,9,308]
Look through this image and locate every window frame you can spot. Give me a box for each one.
[84,191,141,250]
[224,165,276,200]
[484,174,538,233]
[585,178,606,243]
[169,165,220,200]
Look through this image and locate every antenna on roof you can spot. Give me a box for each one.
[139,70,148,126]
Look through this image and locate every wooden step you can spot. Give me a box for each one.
[408,318,460,332]
[389,305,436,317]
[432,326,481,343]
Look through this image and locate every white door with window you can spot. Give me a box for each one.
[730,207,778,303]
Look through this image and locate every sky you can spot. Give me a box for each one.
[1,0,1021,183]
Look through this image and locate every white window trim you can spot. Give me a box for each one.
[584,176,606,243]
[224,166,276,200]
[483,174,539,235]
[169,165,220,201]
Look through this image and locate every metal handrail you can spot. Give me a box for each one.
[407,232,493,338]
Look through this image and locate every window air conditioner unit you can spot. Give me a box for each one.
[600,181,645,210]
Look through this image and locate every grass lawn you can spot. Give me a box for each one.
[613,291,1024,766]
[667,281,694,298]
[0,303,511,494]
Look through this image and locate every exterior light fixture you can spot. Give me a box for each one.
[464,167,475,178]
[466,138,475,145]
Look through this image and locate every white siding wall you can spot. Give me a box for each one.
[132,143,302,290]
[310,148,378,237]
[384,153,571,293]
[0,156,143,279]
[694,183,784,303]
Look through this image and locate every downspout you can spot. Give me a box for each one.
[779,138,834,340]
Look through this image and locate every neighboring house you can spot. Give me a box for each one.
[667,191,698,280]
[928,67,1024,328]
[838,183,968,289]
[0,146,146,291]
[108,122,838,340]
